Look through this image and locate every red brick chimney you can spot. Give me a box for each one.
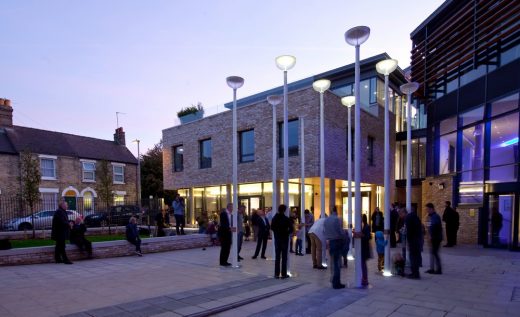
[0,98,13,128]
[114,127,126,145]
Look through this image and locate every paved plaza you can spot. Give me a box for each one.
[1,240,520,317]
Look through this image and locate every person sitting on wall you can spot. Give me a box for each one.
[126,217,143,256]
[70,216,93,259]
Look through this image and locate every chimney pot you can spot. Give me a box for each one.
[0,98,13,127]
[114,127,126,146]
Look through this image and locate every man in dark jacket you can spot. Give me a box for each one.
[126,217,142,256]
[425,203,443,274]
[405,207,422,279]
[252,209,270,259]
[390,203,399,248]
[442,201,459,247]
[371,207,384,233]
[270,204,293,279]
[70,216,93,259]
[218,203,233,266]
[51,201,72,264]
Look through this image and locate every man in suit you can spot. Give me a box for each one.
[51,201,73,264]
[271,204,293,279]
[252,209,270,259]
[219,203,233,266]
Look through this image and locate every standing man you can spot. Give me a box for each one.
[390,203,399,248]
[271,204,293,279]
[442,201,459,247]
[405,206,422,279]
[308,215,327,270]
[425,203,443,275]
[237,205,245,261]
[323,207,346,289]
[218,204,233,266]
[51,201,73,264]
[173,194,186,235]
[251,209,260,242]
[371,207,384,233]
[252,209,270,259]
[304,209,314,254]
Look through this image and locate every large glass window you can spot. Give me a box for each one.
[40,158,56,179]
[491,93,519,117]
[460,124,484,182]
[460,105,484,127]
[172,145,183,172]
[279,118,299,157]
[395,138,426,179]
[439,116,457,135]
[199,139,212,169]
[438,132,457,175]
[489,112,519,182]
[239,129,254,163]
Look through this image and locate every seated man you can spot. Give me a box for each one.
[70,217,93,259]
[126,217,143,256]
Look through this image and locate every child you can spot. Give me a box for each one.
[206,220,218,246]
[375,231,388,273]
[393,253,405,277]
[295,224,305,256]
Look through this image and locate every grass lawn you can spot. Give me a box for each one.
[10,234,148,248]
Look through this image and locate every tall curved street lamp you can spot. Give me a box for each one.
[275,55,296,213]
[226,75,244,269]
[400,82,419,214]
[345,25,370,288]
[376,58,398,277]
[341,96,355,260]
[312,79,331,219]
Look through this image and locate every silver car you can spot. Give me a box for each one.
[4,210,81,231]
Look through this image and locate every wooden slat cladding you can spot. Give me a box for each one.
[411,0,520,99]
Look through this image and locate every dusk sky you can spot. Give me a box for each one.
[0,0,444,156]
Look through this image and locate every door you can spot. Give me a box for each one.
[239,196,263,218]
[64,196,76,211]
[484,193,519,250]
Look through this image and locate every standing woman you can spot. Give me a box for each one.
[360,214,372,286]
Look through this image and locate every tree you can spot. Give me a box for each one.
[140,141,176,204]
[95,160,113,233]
[19,150,41,238]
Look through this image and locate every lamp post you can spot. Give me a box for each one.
[267,95,283,260]
[400,82,420,213]
[227,75,244,269]
[376,58,398,277]
[132,139,141,208]
[312,79,331,218]
[300,117,305,253]
[345,25,370,288]
[341,96,355,260]
[275,55,296,212]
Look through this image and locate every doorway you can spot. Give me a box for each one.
[483,192,519,250]
[239,196,263,218]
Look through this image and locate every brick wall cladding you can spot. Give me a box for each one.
[0,154,137,201]
[163,87,394,195]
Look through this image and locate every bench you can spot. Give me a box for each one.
[0,234,212,266]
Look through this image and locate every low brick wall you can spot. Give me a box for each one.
[0,234,212,266]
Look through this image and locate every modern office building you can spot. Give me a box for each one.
[163,53,407,226]
[410,0,520,249]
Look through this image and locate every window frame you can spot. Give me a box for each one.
[367,136,375,166]
[239,129,255,163]
[199,138,212,169]
[39,155,57,180]
[172,145,184,172]
[278,118,299,158]
[112,163,125,184]
[81,160,96,182]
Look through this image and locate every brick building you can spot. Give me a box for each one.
[0,98,138,212]
[162,53,407,225]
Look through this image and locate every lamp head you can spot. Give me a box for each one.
[341,96,355,108]
[267,95,283,106]
[312,79,331,93]
[400,82,420,95]
[376,59,398,76]
[275,55,296,71]
[345,26,370,46]
[226,76,244,89]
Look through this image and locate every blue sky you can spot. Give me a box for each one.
[0,0,444,156]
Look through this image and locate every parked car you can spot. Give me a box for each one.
[83,205,141,227]
[4,210,81,231]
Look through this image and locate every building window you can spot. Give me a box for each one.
[114,195,125,206]
[83,191,94,212]
[40,158,56,179]
[460,124,484,182]
[112,164,125,184]
[367,136,375,166]
[438,132,457,175]
[82,162,96,182]
[491,93,519,117]
[239,129,255,163]
[279,118,299,157]
[172,145,184,172]
[489,112,519,182]
[41,193,58,210]
[200,139,212,169]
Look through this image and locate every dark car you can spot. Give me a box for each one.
[84,205,141,227]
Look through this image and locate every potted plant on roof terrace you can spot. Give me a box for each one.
[177,102,204,124]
